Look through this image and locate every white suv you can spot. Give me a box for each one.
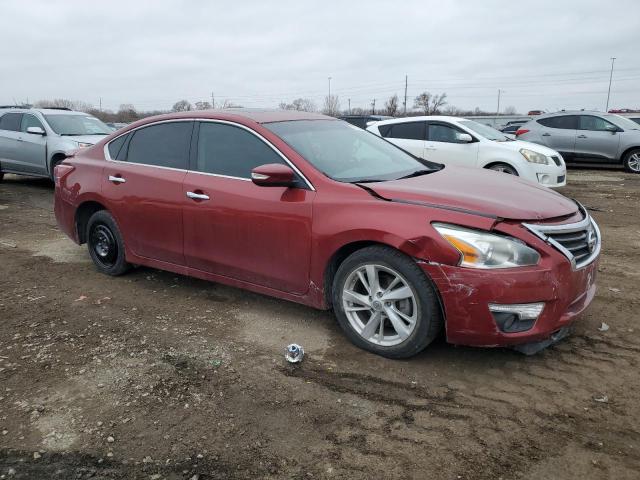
[367,116,567,187]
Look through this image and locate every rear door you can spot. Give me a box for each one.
[379,121,426,157]
[15,114,48,175]
[182,121,314,294]
[574,115,620,163]
[101,121,193,265]
[536,115,578,160]
[0,113,24,172]
[424,121,479,166]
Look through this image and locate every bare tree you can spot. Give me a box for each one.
[279,98,316,112]
[117,104,138,123]
[413,92,447,115]
[323,95,340,116]
[503,105,517,115]
[430,93,447,114]
[34,98,94,112]
[219,99,242,109]
[194,101,212,110]
[385,94,399,116]
[172,100,192,112]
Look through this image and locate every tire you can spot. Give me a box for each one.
[49,156,65,181]
[622,149,640,173]
[332,245,442,359]
[0,172,4,182]
[486,163,518,175]
[86,210,131,276]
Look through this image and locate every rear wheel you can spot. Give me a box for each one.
[622,149,640,173]
[86,210,131,276]
[332,246,442,359]
[486,163,518,175]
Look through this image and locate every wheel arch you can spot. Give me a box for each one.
[48,151,68,175]
[482,160,520,175]
[75,200,108,244]
[620,145,640,164]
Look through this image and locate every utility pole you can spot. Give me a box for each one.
[403,75,408,115]
[606,57,616,112]
[348,98,351,114]
[496,89,502,116]
[328,76,332,99]
[211,92,215,109]
[99,97,102,112]
[371,99,376,114]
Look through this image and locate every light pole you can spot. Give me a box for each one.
[605,57,616,112]
[328,76,332,99]
[496,89,502,116]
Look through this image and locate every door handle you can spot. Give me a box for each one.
[186,191,210,201]
[17,137,24,142]
[108,175,126,184]
[541,133,551,137]
[425,145,437,150]
[577,134,587,139]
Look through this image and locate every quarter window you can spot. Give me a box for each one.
[578,115,616,132]
[20,114,44,132]
[383,122,425,140]
[126,122,192,169]
[107,134,129,161]
[0,113,23,132]
[537,115,578,130]
[196,122,284,178]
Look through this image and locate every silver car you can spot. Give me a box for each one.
[0,107,112,181]
[516,111,640,173]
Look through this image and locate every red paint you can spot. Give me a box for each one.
[54,110,598,349]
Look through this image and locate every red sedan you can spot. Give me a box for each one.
[54,110,600,358]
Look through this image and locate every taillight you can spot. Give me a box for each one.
[54,163,75,188]
[515,128,529,136]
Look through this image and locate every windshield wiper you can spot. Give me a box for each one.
[395,169,434,180]
[350,178,386,183]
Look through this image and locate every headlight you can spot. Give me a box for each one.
[433,223,540,269]
[76,142,92,148]
[520,148,549,165]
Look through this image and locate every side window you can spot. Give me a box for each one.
[0,113,23,132]
[196,122,284,178]
[537,115,578,129]
[427,123,465,143]
[377,124,393,137]
[20,114,44,132]
[385,122,425,140]
[107,133,129,161]
[578,115,616,132]
[126,122,192,169]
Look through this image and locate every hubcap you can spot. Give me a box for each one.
[90,224,117,267]
[342,264,418,347]
[629,153,640,172]
[491,164,516,175]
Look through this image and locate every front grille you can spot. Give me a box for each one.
[551,156,562,166]
[523,203,600,270]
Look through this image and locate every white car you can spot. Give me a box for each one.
[366,116,567,187]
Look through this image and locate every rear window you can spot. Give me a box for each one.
[126,122,192,169]
[0,113,23,132]
[537,115,578,130]
[383,122,425,140]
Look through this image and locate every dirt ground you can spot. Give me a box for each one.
[0,169,639,480]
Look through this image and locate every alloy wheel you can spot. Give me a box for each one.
[628,152,640,172]
[341,264,418,347]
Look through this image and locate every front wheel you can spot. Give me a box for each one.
[86,210,131,276]
[622,149,640,173]
[486,163,518,175]
[332,246,442,359]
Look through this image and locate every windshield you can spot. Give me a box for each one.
[44,114,112,135]
[459,120,511,141]
[265,120,438,182]
[604,114,640,130]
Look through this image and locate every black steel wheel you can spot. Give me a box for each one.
[86,210,131,276]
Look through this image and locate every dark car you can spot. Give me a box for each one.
[54,110,600,358]
[339,115,392,129]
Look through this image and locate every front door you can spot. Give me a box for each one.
[382,121,426,158]
[15,114,48,175]
[575,115,620,163]
[183,121,314,295]
[101,121,193,265]
[424,121,479,166]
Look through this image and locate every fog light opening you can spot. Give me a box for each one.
[489,302,545,333]
[537,173,551,184]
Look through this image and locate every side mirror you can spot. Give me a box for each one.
[457,133,473,143]
[251,163,296,187]
[604,124,620,134]
[26,126,45,135]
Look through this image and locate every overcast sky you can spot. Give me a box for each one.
[1,0,639,114]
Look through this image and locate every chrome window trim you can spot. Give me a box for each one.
[522,202,601,270]
[103,118,315,191]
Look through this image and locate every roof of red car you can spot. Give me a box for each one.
[147,108,333,124]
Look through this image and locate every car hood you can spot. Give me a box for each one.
[364,165,578,221]
[61,134,108,145]
[491,139,561,156]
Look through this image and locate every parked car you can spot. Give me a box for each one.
[527,110,545,116]
[630,117,640,125]
[367,116,567,187]
[106,122,128,131]
[0,107,112,181]
[500,124,522,138]
[515,111,640,173]
[339,114,392,129]
[54,110,600,358]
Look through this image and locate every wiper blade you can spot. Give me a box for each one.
[396,169,433,180]
[350,179,385,183]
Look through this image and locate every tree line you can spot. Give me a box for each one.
[29,93,519,123]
